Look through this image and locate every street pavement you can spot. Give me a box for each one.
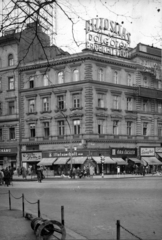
[0,174,162,240]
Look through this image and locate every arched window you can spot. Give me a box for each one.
[143,76,148,87]
[73,69,79,81]
[98,69,103,81]
[58,72,64,84]
[8,54,14,66]
[114,71,118,84]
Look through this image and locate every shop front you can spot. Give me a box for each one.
[41,149,111,176]
[140,147,162,173]
[111,148,138,174]
[0,147,17,170]
[21,152,42,174]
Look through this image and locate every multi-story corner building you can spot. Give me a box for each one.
[19,43,162,175]
[0,22,65,169]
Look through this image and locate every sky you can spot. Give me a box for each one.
[56,0,162,53]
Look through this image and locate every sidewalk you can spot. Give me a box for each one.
[12,173,162,181]
[0,206,86,240]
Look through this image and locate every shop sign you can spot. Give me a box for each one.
[0,147,17,153]
[85,18,131,58]
[155,147,162,153]
[22,152,42,162]
[140,148,154,156]
[111,148,137,156]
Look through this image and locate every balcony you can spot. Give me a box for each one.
[139,86,162,100]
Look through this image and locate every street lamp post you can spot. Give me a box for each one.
[101,155,105,178]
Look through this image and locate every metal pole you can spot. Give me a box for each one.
[22,193,25,217]
[9,190,11,210]
[116,220,120,240]
[61,205,65,226]
[38,200,40,217]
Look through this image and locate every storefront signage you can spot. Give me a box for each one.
[155,147,162,153]
[22,152,42,162]
[111,148,137,156]
[140,148,154,156]
[85,18,131,58]
[0,148,17,153]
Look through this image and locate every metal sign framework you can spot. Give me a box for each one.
[0,0,57,45]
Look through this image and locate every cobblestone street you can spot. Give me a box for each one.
[0,176,162,239]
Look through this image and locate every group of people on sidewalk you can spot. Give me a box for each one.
[0,166,14,186]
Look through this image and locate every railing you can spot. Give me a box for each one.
[0,190,66,240]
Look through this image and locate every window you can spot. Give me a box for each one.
[8,54,14,66]
[98,94,104,108]
[43,98,49,111]
[0,103,2,115]
[143,122,148,136]
[29,76,34,88]
[30,124,35,138]
[58,120,64,135]
[143,77,148,87]
[126,97,132,111]
[9,127,15,140]
[113,96,119,109]
[44,122,50,137]
[158,126,162,136]
[143,100,148,112]
[98,120,104,134]
[29,99,35,113]
[127,121,132,135]
[73,120,80,134]
[0,128,2,140]
[114,71,118,84]
[98,69,103,81]
[158,102,162,113]
[8,101,15,115]
[0,78,2,90]
[127,74,132,86]
[57,96,64,110]
[43,74,49,86]
[73,94,80,108]
[73,69,79,82]
[113,120,119,135]
[58,72,64,84]
[8,77,14,90]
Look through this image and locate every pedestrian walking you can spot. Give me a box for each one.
[0,169,4,185]
[4,167,11,186]
[22,166,27,179]
[37,166,44,182]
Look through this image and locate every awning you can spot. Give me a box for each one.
[157,153,162,158]
[112,158,128,165]
[37,158,57,166]
[142,157,162,165]
[92,156,115,164]
[54,157,70,165]
[128,158,141,163]
[67,157,87,165]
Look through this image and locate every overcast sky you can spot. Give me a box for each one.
[56,0,162,53]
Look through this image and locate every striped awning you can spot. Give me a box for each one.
[37,158,57,166]
[142,157,162,165]
[54,157,70,165]
[112,158,128,165]
[128,158,141,163]
[92,156,115,164]
[67,157,87,165]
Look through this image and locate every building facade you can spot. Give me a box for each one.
[19,44,162,174]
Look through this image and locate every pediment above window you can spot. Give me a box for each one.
[26,118,38,122]
[69,112,83,118]
[40,116,52,121]
[96,113,108,118]
[54,113,68,119]
[111,114,122,119]
[125,115,137,120]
